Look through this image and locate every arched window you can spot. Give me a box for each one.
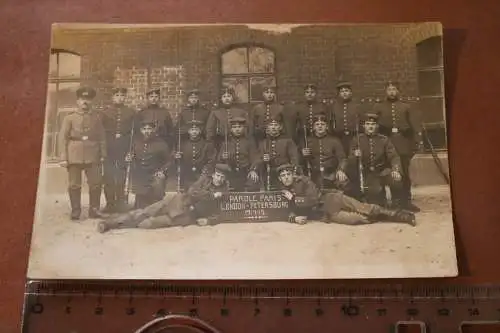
[221,45,276,104]
[416,36,446,151]
[46,49,82,160]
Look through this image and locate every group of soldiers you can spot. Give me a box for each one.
[58,80,424,229]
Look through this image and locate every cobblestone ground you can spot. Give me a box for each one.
[27,185,457,280]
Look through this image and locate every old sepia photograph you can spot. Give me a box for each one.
[27,23,457,279]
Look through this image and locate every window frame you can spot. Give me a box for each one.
[219,43,277,105]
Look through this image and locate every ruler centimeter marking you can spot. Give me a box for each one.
[22,282,500,333]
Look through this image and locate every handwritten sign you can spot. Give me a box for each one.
[217,191,291,223]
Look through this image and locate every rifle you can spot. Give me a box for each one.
[124,117,135,205]
[303,124,312,177]
[355,114,366,198]
[266,139,271,191]
[176,106,182,193]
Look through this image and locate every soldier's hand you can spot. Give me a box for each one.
[281,190,294,201]
[221,152,229,160]
[154,171,165,179]
[263,153,270,162]
[391,170,402,182]
[354,149,362,157]
[174,151,182,159]
[302,148,312,156]
[213,192,223,199]
[247,171,259,182]
[125,153,133,162]
[336,170,348,183]
[416,141,425,153]
[59,160,68,168]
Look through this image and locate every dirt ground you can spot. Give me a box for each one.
[26,185,457,280]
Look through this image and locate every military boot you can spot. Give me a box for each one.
[372,206,416,226]
[88,188,104,218]
[97,210,147,233]
[69,188,81,220]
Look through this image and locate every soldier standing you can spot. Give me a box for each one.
[373,81,424,212]
[178,89,211,138]
[249,86,292,143]
[276,164,416,226]
[206,87,249,148]
[128,120,171,209]
[135,88,174,145]
[97,164,232,233]
[256,115,300,190]
[217,117,260,191]
[348,113,404,207]
[301,114,348,191]
[294,84,332,143]
[100,87,136,213]
[332,81,361,153]
[58,86,106,220]
[174,120,216,191]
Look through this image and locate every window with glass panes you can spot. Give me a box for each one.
[416,36,447,151]
[221,45,276,105]
[46,49,82,161]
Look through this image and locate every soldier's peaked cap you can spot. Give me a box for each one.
[76,86,96,99]
[304,84,317,90]
[263,86,276,92]
[112,87,128,94]
[363,113,379,122]
[221,87,235,96]
[385,80,400,89]
[229,116,247,124]
[146,87,161,95]
[276,163,294,174]
[312,113,328,122]
[187,119,204,127]
[336,81,352,89]
[214,163,232,174]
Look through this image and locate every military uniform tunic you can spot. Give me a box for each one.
[130,136,171,208]
[348,133,403,206]
[101,104,136,205]
[249,102,293,141]
[278,175,321,219]
[332,99,361,153]
[302,134,347,190]
[257,136,300,189]
[205,106,249,143]
[177,138,216,191]
[217,136,259,191]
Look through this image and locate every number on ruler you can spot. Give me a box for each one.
[31,303,44,314]
[342,305,360,316]
[126,307,135,315]
[468,308,480,316]
[94,306,104,315]
[220,308,229,316]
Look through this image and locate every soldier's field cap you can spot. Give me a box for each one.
[263,86,276,93]
[187,89,200,97]
[336,81,352,89]
[214,163,232,175]
[276,163,294,174]
[312,113,328,123]
[112,87,128,94]
[229,116,247,124]
[385,80,400,89]
[221,87,235,96]
[363,113,379,122]
[146,87,161,96]
[304,84,317,91]
[187,119,204,127]
[76,86,96,99]
[140,119,156,128]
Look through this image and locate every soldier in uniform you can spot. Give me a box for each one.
[332,81,362,153]
[174,119,216,191]
[348,113,404,207]
[135,88,174,145]
[301,114,349,191]
[128,120,171,209]
[178,89,211,138]
[294,84,332,144]
[58,86,105,220]
[217,116,260,191]
[276,164,416,226]
[100,87,136,213]
[97,164,231,233]
[373,81,424,212]
[249,86,292,143]
[205,87,249,148]
[256,115,300,190]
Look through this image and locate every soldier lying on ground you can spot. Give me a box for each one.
[275,164,416,226]
[97,164,231,233]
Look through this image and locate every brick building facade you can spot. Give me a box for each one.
[44,23,448,188]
